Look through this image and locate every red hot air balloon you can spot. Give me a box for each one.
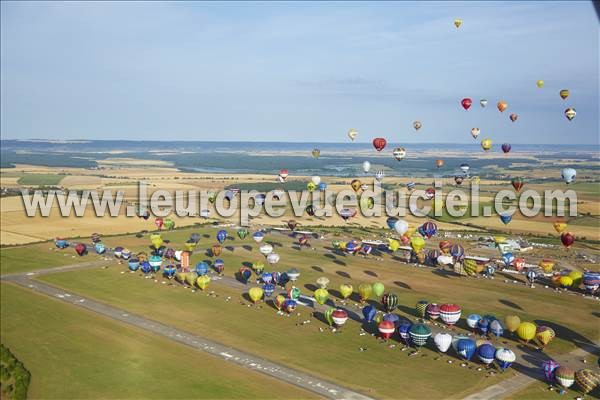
[75,243,87,256]
[560,232,575,248]
[501,143,512,154]
[372,138,387,152]
[378,320,395,340]
[461,98,472,110]
[155,218,164,230]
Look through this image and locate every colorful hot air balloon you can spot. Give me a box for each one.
[516,322,537,342]
[415,300,429,318]
[195,262,209,276]
[553,222,567,234]
[381,293,398,312]
[434,332,452,353]
[481,138,492,152]
[450,244,464,259]
[511,177,524,192]
[248,287,264,303]
[497,101,508,112]
[575,369,600,395]
[555,366,575,388]
[490,320,504,337]
[536,326,556,347]
[212,244,222,257]
[323,307,334,326]
[339,284,353,299]
[332,309,348,327]
[273,294,286,311]
[420,222,437,239]
[312,148,321,158]
[439,304,461,326]
[348,128,358,141]
[350,179,362,192]
[561,232,575,248]
[542,360,560,382]
[375,170,385,181]
[509,114,518,122]
[239,266,252,282]
[559,89,569,100]
[539,259,555,273]
[454,19,462,28]
[155,218,164,230]
[564,108,576,121]
[409,324,431,348]
[426,303,440,320]
[378,320,395,340]
[583,272,600,295]
[561,168,576,184]
[500,214,512,225]
[372,138,387,152]
[456,338,477,360]
[495,348,516,371]
[470,128,480,139]
[413,121,422,130]
[283,299,297,313]
[461,98,472,110]
[466,314,481,330]
[196,275,210,290]
[501,143,512,154]
[392,147,406,161]
[477,344,497,365]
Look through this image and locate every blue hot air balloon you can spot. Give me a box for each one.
[196,262,209,276]
[261,272,273,284]
[500,214,512,225]
[456,338,477,361]
[477,344,497,365]
[140,261,152,274]
[386,217,399,230]
[216,230,228,244]
[485,265,496,277]
[397,321,412,345]
[318,182,328,191]
[55,238,69,249]
[477,318,490,335]
[213,259,224,274]
[346,241,357,253]
[466,314,482,330]
[383,313,400,327]
[163,265,176,278]
[362,305,376,323]
[526,269,537,284]
[406,182,416,191]
[502,253,515,268]
[94,243,106,254]
[128,259,140,272]
[262,283,275,297]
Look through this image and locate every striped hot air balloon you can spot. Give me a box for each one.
[332,309,348,327]
[128,259,139,272]
[466,314,481,330]
[439,303,462,326]
[381,293,399,312]
[439,240,452,254]
[426,303,440,320]
[450,244,464,259]
[456,338,477,360]
[490,320,504,337]
[583,271,600,295]
[495,348,516,371]
[415,300,429,318]
[378,320,395,340]
[477,344,496,365]
[517,322,537,343]
[575,369,600,394]
[463,259,481,276]
[542,360,560,382]
[555,366,575,388]
[408,324,431,348]
[397,321,412,344]
[536,326,555,347]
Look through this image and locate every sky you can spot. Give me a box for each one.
[1,1,598,144]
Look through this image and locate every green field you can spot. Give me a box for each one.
[16,173,65,186]
[0,283,316,399]
[0,242,77,276]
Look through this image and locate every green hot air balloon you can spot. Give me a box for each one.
[416,300,429,318]
[163,218,175,230]
[314,288,330,305]
[381,293,399,312]
[324,307,334,326]
[237,229,249,240]
[372,282,385,298]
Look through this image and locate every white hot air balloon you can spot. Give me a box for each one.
[266,252,280,265]
[393,147,406,161]
[471,128,480,139]
[434,332,452,353]
[561,168,576,184]
[316,276,330,289]
[393,219,409,235]
[259,244,273,256]
[362,161,371,173]
[286,268,300,281]
[375,170,385,181]
[311,176,321,185]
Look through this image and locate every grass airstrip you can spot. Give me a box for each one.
[2,225,598,398]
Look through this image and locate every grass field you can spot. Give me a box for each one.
[17,173,65,186]
[0,242,79,275]
[0,283,316,399]
[24,226,599,399]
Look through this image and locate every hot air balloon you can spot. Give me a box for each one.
[502,252,515,268]
[358,283,372,302]
[213,259,224,274]
[266,253,280,265]
[195,262,209,276]
[526,269,537,285]
[454,19,462,28]
[314,288,329,305]
[248,287,264,303]
[461,98,472,110]
[564,108,576,121]
[287,286,301,301]
[279,169,289,182]
[435,159,445,168]
[495,348,516,371]
[372,138,387,152]
[477,344,497,365]
[323,308,334,326]
[575,369,600,395]
[511,177,524,192]
[426,303,440,320]
[154,218,164,230]
[362,305,376,323]
[536,326,555,347]
[372,282,385,298]
[348,128,358,141]
[509,114,518,122]
[196,275,210,290]
[542,360,560,382]
[261,283,274,297]
[433,332,452,353]
[312,148,321,158]
[504,315,521,334]
[259,243,273,256]
[211,244,222,257]
[383,313,400,328]
[392,147,406,161]
[163,264,176,279]
[274,294,286,311]
[350,179,362,192]
[561,168,576,184]
[283,299,297,313]
[216,230,227,244]
[450,244,464,259]
[439,304,461,326]
[375,319,394,339]
[456,338,477,360]
[501,143,512,154]
[466,314,481,330]
[381,293,398,312]
[555,366,575,388]
[470,128,480,139]
[583,272,600,295]
[163,218,175,230]
[497,101,507,112]
[560,232,575,248]
[339,284,353,299]
[406,181,416,191]
[239,266,252,282]
[410,235,425,253]
[374,170,385,181]
[538,259,554,273]
[253,261,265,275]
[559,89,569,100]
[420,222,437,239]
[553,222,567,234]
[500,214,512,225]
[395,320,411,344]
[361,161,371,173]
[94,243,105,254]
[339,208,356,222]
[332,309,348,327]
[75,243,87,256]
[490,320,504,337]
[415,300,429,318]
[128,259,139,272]
[413,121,422,130]
[568,270,583,288]
[481,138,492,152]
[409,324,431,348]
[536,80,544,88]
[477,318,490,336]
[516,322,537,343]
[454,176,464,185]
[286,268,300,282]
[480,99,488,107]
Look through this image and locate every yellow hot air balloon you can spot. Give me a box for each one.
[314,288,329,305]
[184,242,197,252]
[410,235,425,253]
[553,222,567,234]
[559,89,569,100]
[481,138,493,152]
[497,101,508,112]
[150,233,163,250]
[559,276,573,288]
[175,271,188,284]
[196,275,211,290]
[463,259,483,276]
[536,326,556,347]
[388,238,400,252]
[536,80,544,88]
[248,287,264,303]
[307,182,317,192]
[358,283,372,302]
[568,270,582,288]
[454,19,462,28]
[339,284,353,299]
[504,315,521,333]
[539,259,555,273]
[374,311,384,324]
[406,223,417,237]
[493,236,507,244]
[185,272,198,286]
[350,179,362,192]
[517,322,537,342]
